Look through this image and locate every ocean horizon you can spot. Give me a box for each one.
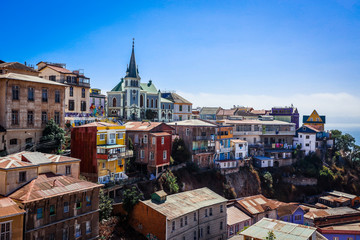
[326,123,360,145]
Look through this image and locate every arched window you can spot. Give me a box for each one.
[162,104,165,109]
[168,113,172,120]
[140,95,144,107]
[155,99,158,108]
[151,99,154,108]
[162,112,165,118]
[169,104,171,110]
[147,99,149,108]
[113,98,117,107]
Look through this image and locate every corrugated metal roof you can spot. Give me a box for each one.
[227,206,251,226]
[237,195,284,215]
[328,190,357,200]
[0,73,66,86]
[167,119,217,127]
[304,206,360,219]
[8,173,101,203]
[142,187,227,220]
[241,218,320,240]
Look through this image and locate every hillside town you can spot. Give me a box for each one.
[0,42,359,240]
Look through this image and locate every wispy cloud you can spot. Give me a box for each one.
[178,91,360,125]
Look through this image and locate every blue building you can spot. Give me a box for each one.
[277,204,305,225]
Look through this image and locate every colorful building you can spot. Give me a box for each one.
[130,188,227,240]
[303,110,326,131]
[318,222,360,240]
[89,88,106,117]
[293,125,319,155]
[270,105,300,129]
[124,121,174,177]
[199,107,220,121]
[276,204,305,225]
[71,122,132,184]
[0,197,25,240]
[227,205,251,238]
[161,92,192,121]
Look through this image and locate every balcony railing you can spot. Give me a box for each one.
[97,150,133,161]
[193,147,215,154]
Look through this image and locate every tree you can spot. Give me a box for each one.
[263,171,273,189]
[145,109,157,121]
[171,138,191,164]
[99,189,113,221]
[123,186,143,214]
[265,231,276,240]
[38,119,65,153]
[158,170,179,194]
[331,129,356,153]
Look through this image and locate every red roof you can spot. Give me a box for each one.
[151,132,171,136]
[125,121,163,131]
[8,173,101,203]
[46,65,73,74]
[217,109,236,116]
[237,194,285,215]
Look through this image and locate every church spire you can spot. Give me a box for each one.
[125,38,140,79]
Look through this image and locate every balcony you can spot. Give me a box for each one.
[193,146,215,154]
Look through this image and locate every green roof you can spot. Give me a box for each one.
[140,81,158,94]
[111,79,123,91]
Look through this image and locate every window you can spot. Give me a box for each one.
[305,143,310,147]
[102,162,105,169]
[179,105,183,111]
[163,150,167,160]
[37,208,43,219]
[68,100,75,111]
[306,135,310,139]
[9,139,17,145]
[143,135,148,143]
[69,87,73,97]
[150,152,154,160]
[41,111,48,124]
[0,221,11,240]
[205,209,208,217]
[63,228,69,240]
[220,205,223,213]
[207,226,210,234]
[65,165,71,175]
[151,99,154,108]
[194,212,197,221]
[54,111,60,125]
[49,75,56,81]
[27,111,34,125]
[75,223,81,238]
[64,202,69,213]
[162,104,165,109]
[82,88,85,98]
[12,86,19,100]
[55,90,60,103]
[140,150,145,159]
[86,196,91,206]
[188,105,191,112]
[161,137,164,145]
[172,221,175,231]
[50,205,56,216]
[28,87,34,101]
[347,238,353,240]
[86,221,91,234]
[49,233,55,240]
[76,200,82,209]
[199,228,203,238]
[209,208,212,216]
[186,128,190,136]
[180,218,183,227]
[294,215,301,221]
[152,137,156,145]
[42,89,48,102]
[19,171,26,183]
[185,216,188,225]
[100,133,105,140]
[81,101,86,111]
[117,133,123,139]
[220,221,223,230]
[11,110,19,125]
[300,135,303,138]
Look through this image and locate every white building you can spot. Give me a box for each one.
[293,125,318,155]
[253,156,273,168]
[231,139,248,160]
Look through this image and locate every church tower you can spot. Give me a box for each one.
[124,39,141,120]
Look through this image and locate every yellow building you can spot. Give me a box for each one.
[303,110,326,131]
[71,122,133,184]
[0,197,25,240]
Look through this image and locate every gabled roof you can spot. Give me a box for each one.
[200,107,220,115]
[162,93,192,104]
[303,110,326,124]
[0,197,25,218]
[296,125,319,134]
[217,109,236,116]
[125,121,173,132]
[8,173,101,203]
[45,64,73,74]
[236,194,284,215]
[125,40,139,79]
[111,78,123,92]
[277,204,303,217]
[142,187,227,220]
[227,206,251,225]
[140,81,158,94]
[0,62,38,73]
[0,73,66,86]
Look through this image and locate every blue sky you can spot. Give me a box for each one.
[2,0,360,127]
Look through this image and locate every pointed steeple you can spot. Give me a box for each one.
[125,38,140,79]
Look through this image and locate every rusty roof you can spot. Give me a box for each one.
[8,173,101,203]
[217,109,237,116]
[125,121,164,131]
[320,222,360,232]
[227,206,251,226]
[304,207,360,220]
[45,64,73,74]
[0,62,38,73]
[237,195,285,215]
[142,187,227,220]
[319,195,350,203]
[328,190,357,200]
[0,197,25,218]
[0,152,80,170]
[277,204,302,217]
